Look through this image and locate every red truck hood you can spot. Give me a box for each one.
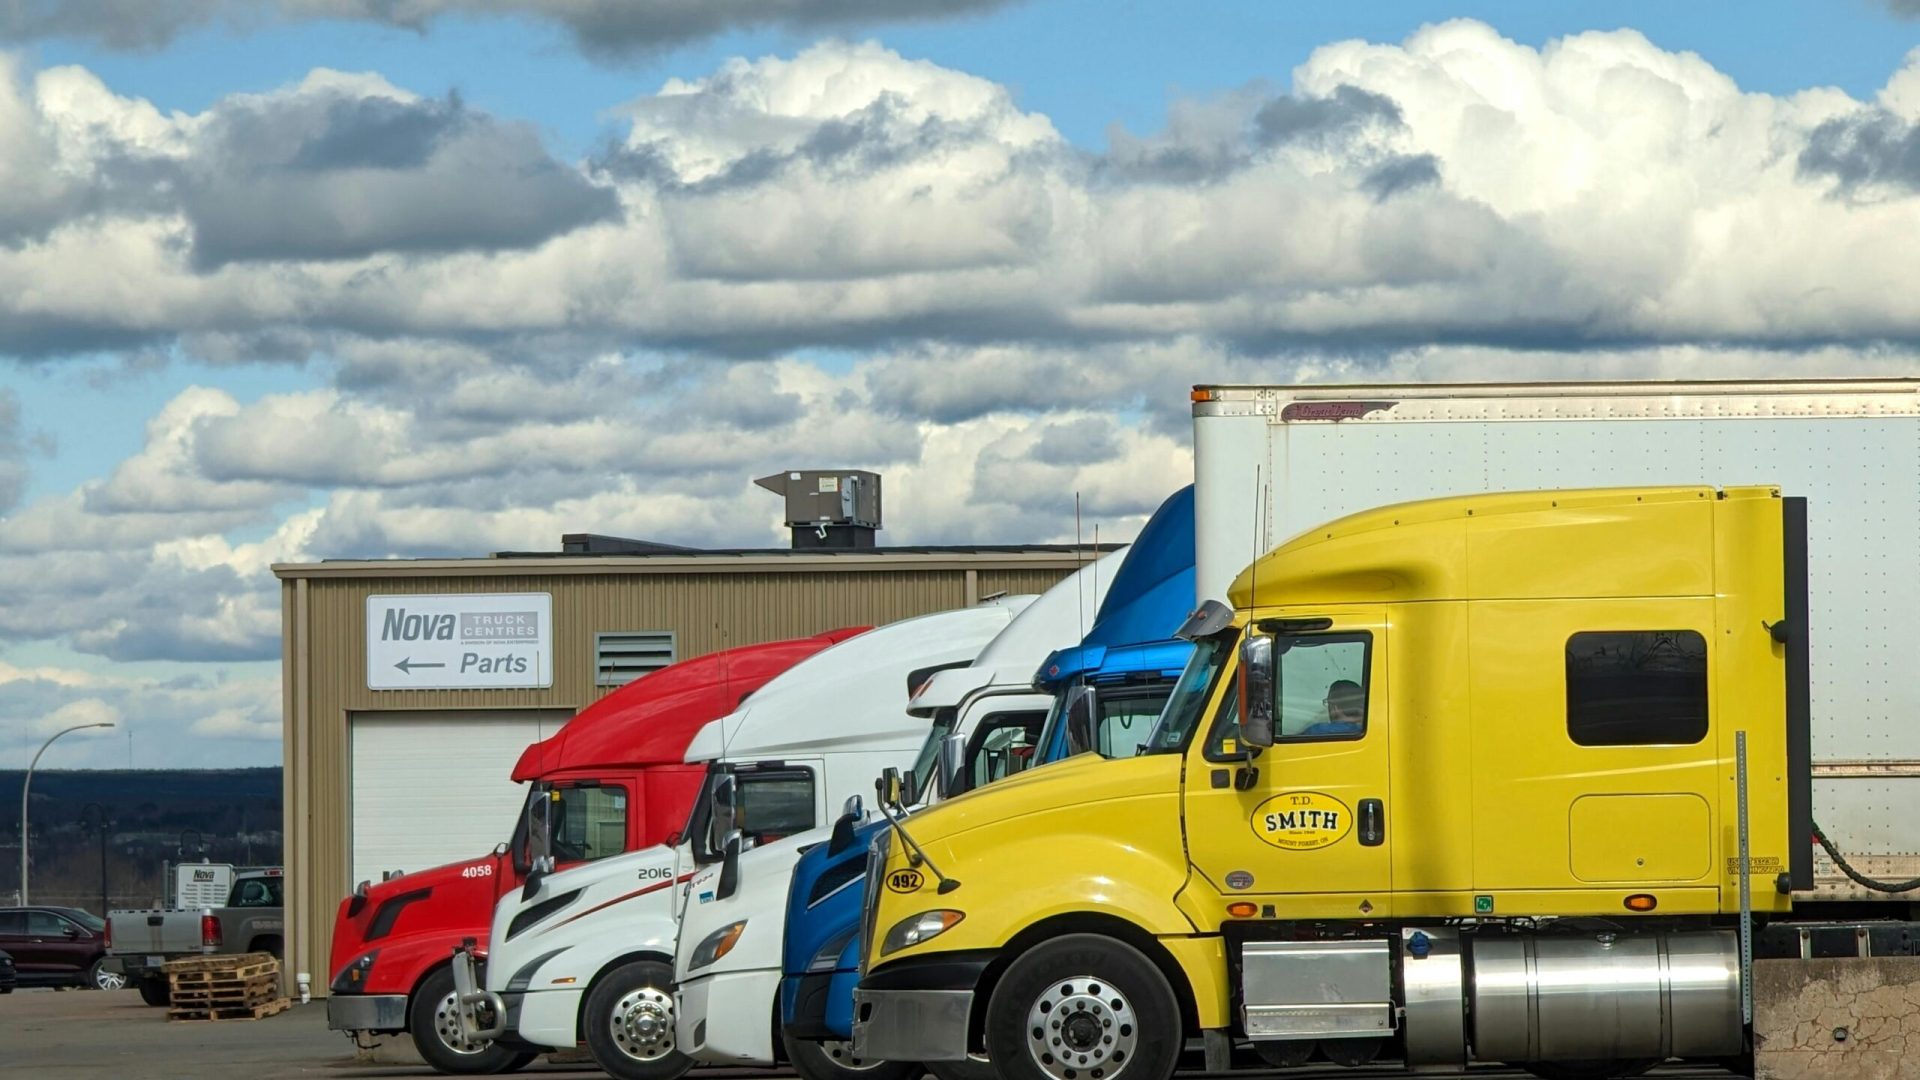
[511,627,867,779]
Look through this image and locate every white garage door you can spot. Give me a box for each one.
[349,710,572,887]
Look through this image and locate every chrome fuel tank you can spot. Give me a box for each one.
[1469,930,1742,1062]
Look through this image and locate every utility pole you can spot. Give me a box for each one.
[79,803,110,917]
[20,721,114,906]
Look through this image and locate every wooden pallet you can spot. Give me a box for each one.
[164,953,285,1022]
[163,952,276,978]
[168,976,280,1005]
[168,997,292,1023]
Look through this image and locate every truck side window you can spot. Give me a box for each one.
[1095,691,1168,758]
[545,785,631,864]
[735,770,816,847]
[967,710,1048,786]
[1276,633,1372,742]
[1566,630,1708,746]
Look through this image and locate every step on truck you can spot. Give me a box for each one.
[453,598,1034,1080]
[778,485,1198,1080]
[325,629,860,1075]
[676,548,1126,1080]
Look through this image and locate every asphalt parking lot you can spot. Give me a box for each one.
[2,988,1748,1080]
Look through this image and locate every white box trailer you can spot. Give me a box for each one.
[1192,379,1920,904]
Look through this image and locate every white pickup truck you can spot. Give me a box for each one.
[107,868,285,1006]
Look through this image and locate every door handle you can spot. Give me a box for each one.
[1358,798,1385,847]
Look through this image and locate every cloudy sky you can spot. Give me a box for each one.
[3,0,1919,769]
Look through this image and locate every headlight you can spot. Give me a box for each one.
[807,924,860,973]
[689,921,747,971]
[879,910,964,957]
[330,950,379,994]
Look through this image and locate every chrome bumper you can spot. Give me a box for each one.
[852,988,974,1061]
[449,947,508,1041]
[327,993,409,1032]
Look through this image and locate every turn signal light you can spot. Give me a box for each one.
[1624,894,1658,912]
[201,913,223,948]
[1191,388,1217,402]
[1226,902,1257,918]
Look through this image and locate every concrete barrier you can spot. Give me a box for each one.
[1753,956,1920,1080]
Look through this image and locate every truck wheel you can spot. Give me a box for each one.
[926,1054,999,1080]
[1252,1041,1314,1068]
[985,934,1181,1080]
[783,1028,918,1080]
[583,960,692,1080]
[88,957,128,991]
[137,978,171,1007]
[410,965,538,1075]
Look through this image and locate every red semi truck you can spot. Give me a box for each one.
[326,629,866,1074]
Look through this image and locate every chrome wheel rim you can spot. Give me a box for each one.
[1024,974,1137,1080]
[821,1039,889,1072]
[434,989,493,1055]
[610,985,676,1062]
[93,966,127,991]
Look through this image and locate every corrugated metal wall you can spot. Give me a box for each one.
[281,557,1090,994]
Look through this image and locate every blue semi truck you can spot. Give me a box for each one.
[776,486,1196,1080]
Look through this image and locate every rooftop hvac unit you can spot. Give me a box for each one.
[754,470,883,549]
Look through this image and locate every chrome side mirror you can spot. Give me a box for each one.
[1239,634,1276,748]
[934,732,968,801]
[707,775,737,856]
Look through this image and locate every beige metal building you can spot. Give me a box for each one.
[274,542,1101,996]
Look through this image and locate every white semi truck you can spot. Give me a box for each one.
[452,597,1034,1080]
[670,550,1126,1080]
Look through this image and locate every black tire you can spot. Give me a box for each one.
[137,977,171,1007]
[582,959,693,1080]
[1252,1041,1314,1068]
[87,956,128,991]
[1522,1061,1661,1080]
[926,1055,999,1080]
[985,934,1180,1080]
[783,1028,919,1080]
[408,965,535,1075]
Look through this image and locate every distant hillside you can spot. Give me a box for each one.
[0,768,281,913]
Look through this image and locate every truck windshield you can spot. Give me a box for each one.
[1142,633,1234,754]
[909,711,959,802]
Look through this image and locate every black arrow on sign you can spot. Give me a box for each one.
[394,658,447,674]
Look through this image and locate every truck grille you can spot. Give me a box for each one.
[859,831,891,975]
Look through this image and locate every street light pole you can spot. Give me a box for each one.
[19,722,114,906]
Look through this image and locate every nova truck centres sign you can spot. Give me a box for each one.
[366,593,554,690]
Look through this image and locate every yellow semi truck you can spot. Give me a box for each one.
[852,485,1813,1079]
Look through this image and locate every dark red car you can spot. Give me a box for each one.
[0,907,122,990]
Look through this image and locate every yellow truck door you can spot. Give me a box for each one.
[1182,615,1393,917]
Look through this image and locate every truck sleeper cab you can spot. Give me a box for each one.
[855,487,1802,1080]
[325,631,858,1075]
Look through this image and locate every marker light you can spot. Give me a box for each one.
[1226,902,1257,918]
[1624,894,1658,912]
